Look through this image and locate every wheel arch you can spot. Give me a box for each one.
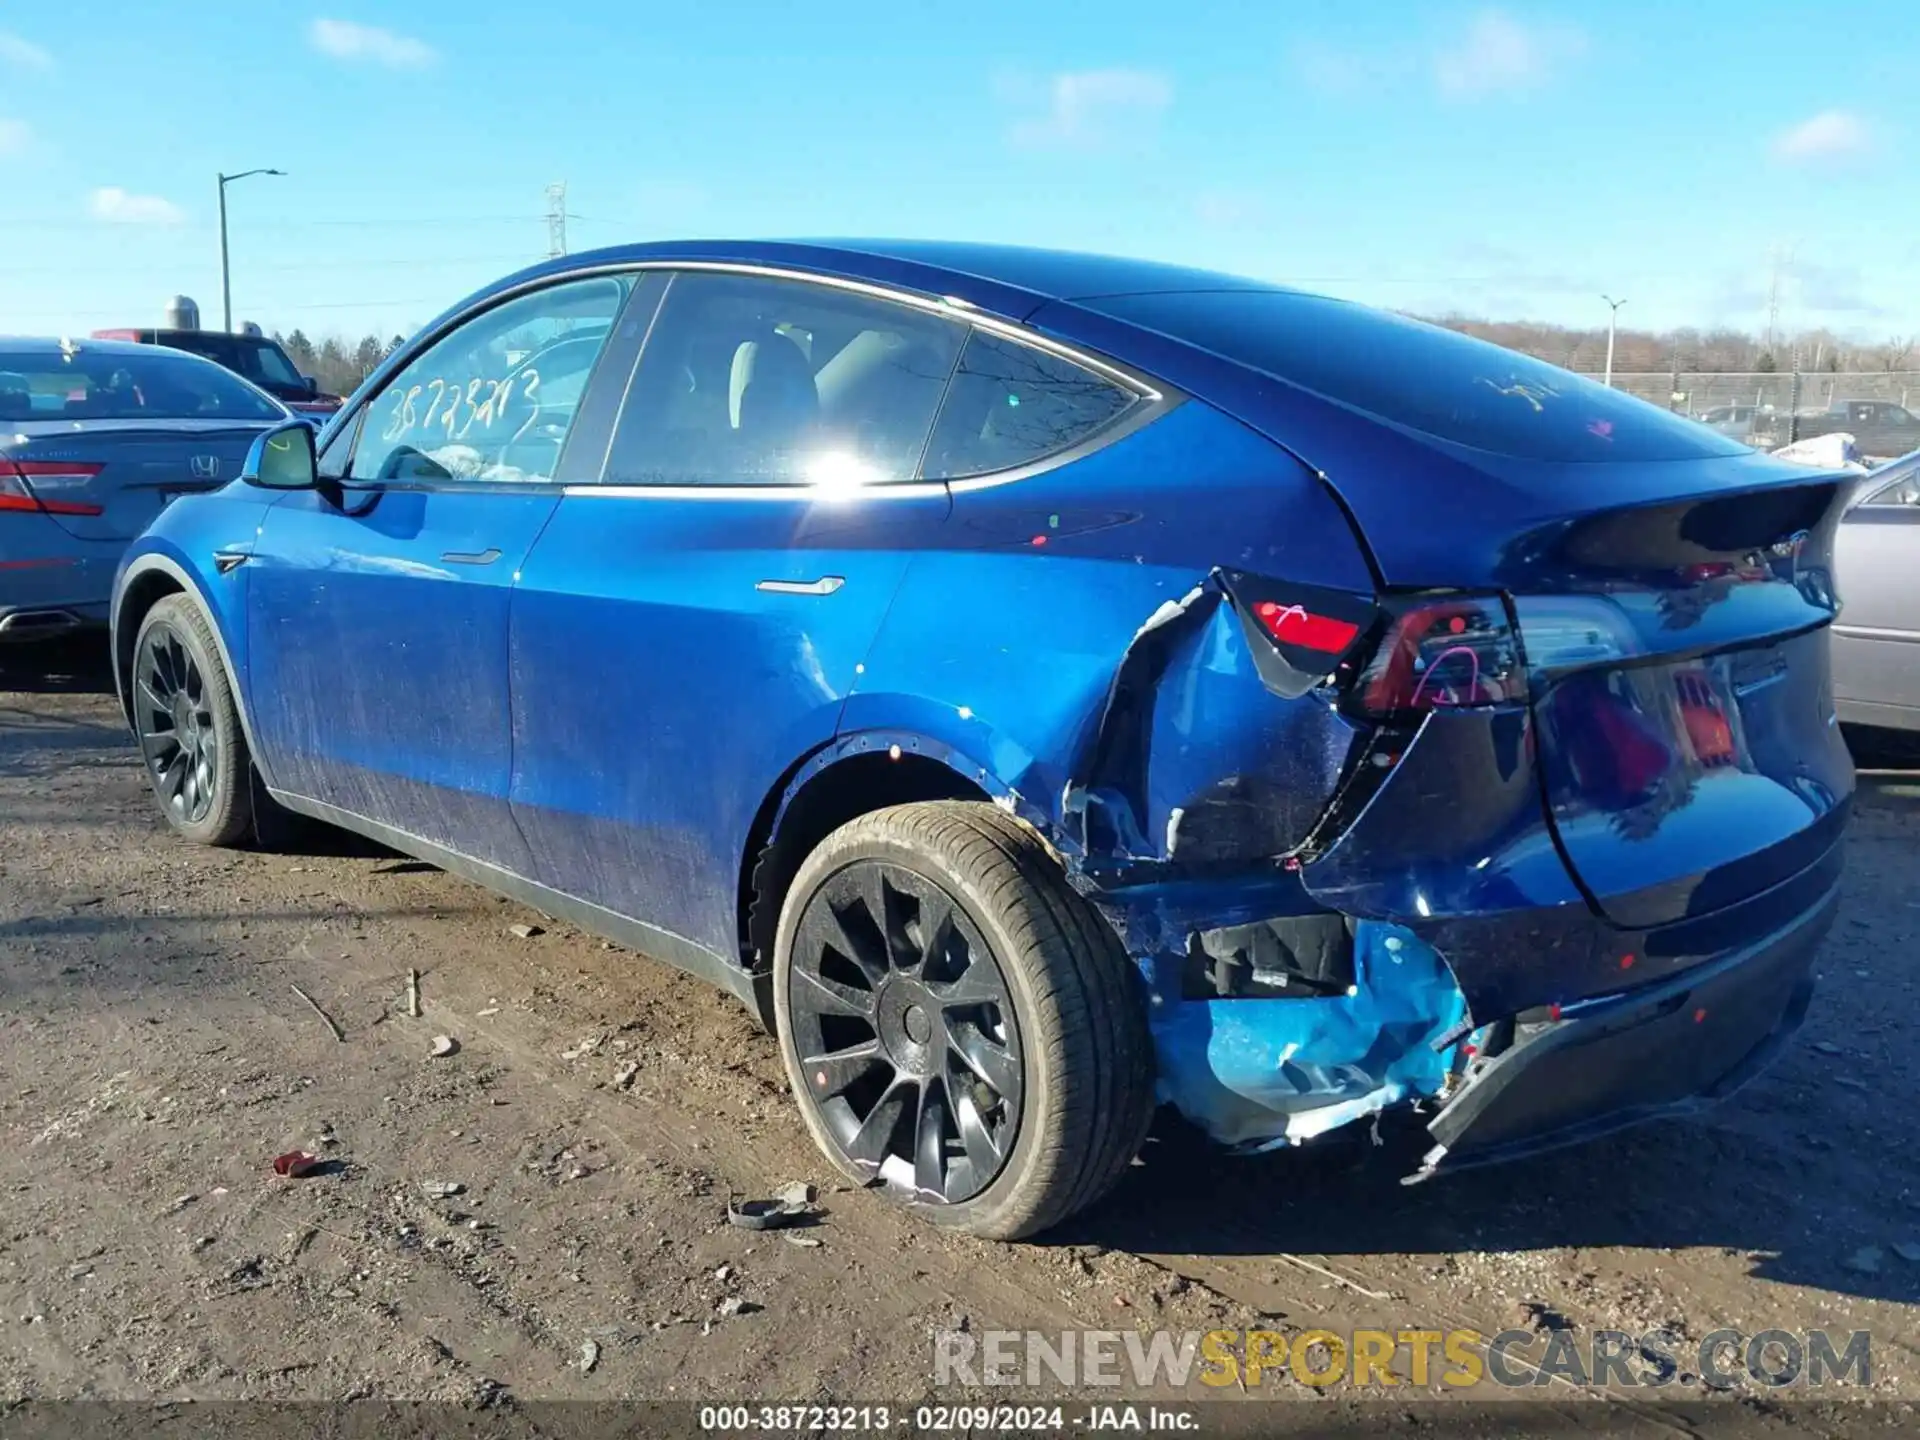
[112,552,271,786]
[738,728,1067,985]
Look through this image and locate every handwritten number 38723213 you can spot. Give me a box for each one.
[382,369,543,447]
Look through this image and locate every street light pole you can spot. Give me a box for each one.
[1601,294,1627,388]
[217,168,285,332]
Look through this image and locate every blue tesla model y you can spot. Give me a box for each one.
[111,241,1853,1238]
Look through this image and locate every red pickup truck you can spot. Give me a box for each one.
[89,327,343,417]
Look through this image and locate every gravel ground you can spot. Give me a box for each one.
[2,635,1917,1435]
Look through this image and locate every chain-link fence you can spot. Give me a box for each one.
[1600,371,1920,414]
[1566,369,1920,458]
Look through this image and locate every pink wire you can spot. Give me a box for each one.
[1409,645,1485,707]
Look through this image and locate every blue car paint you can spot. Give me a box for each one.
[247,485,562,874]
[111,239,1855,1167]
[109,489,271,698]
[508,482,953,958]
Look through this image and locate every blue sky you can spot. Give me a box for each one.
[3,2,1915,347]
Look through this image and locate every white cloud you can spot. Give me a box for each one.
[1434,10,1585,99]
[0,118,30,156]
[1772,110,1872,164]
[90,187,186,225]
[308,18,437,69]
[0,31,53,71]
[1006,68,1172,150]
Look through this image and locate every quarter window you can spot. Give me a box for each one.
[923,331,1138,479]
[347,274,631,484]
[1864,464,1920,507]
[603,273,964,488]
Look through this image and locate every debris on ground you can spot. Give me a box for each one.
[715,1296,758,1318]
[508,923,544,940]
[726,1181,819,1231]
[579,1339,600,1374]
[782,1233,823,1249]
[429,1035,459,1058]
[407,969,422,1019]
[561,1036,602,1060]
[271,1151,325,1179]
[612,1061,640,1091]
[290,984,346,1043]
[421,1181,466,1199]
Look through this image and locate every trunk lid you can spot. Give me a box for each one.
[1514,475,1855,927]
[1,422,264,541]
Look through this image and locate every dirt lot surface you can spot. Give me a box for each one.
[3,636,1918,1435]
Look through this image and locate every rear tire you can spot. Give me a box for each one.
[130,594,254,847]
[772,801,1154,1240]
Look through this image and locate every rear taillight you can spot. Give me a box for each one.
[1353,594,1525,716]
[1250,600,1361,654]
[0,460,105,516]
[1218,572,1378,700]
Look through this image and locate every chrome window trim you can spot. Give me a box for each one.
[341,259,1181,502]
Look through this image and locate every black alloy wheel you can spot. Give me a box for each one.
[130,594,255,847]
[786,860,1023,1204]
[773,802,1156,1240]
[135,620,218,825]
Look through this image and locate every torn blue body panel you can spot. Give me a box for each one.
[1089,875,1467,1148]
[1145,920,1467,1148]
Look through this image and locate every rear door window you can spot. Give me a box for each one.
[1086,289,1748,463]
[923,331,1138,479]
[603,272,964,488]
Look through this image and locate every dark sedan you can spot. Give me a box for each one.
[1,337,287,640]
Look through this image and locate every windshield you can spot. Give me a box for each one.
[1087,289,1751,463]
[0,348,285,422]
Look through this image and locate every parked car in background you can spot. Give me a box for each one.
[1832,447,1920,740]
[1696,402,1758,441]
[113,241,1854,1237]
[90,325,342,418]
[1,337,288,641]
[1751,399,1920,459]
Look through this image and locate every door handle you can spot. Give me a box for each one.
[755,576,844,596]
[442,547,503,566]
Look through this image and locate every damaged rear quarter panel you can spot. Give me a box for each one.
[839,400,1375,864]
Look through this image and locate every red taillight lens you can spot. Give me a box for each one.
[1250,600,1361,654]
[1354,595,1526,716]
[0,460,105,516]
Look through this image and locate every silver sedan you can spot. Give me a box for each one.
[1833,447,1920,742]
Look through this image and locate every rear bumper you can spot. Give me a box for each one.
[1411,879,1837,1179]
[0,527,119,638]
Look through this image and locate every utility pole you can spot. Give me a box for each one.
[1601,295,1627,387]
[1764,241,1796,365]
[546,182,568,259]
[217,168,286,332]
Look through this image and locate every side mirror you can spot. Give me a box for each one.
[242,420,318,490]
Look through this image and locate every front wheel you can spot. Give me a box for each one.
[130,594,255,847]
[772,801,1154,1240]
